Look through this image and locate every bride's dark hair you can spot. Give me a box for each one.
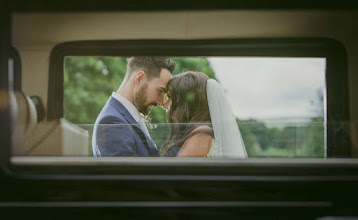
[161,71,214,155]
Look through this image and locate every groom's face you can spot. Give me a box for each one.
[134,68,172,115]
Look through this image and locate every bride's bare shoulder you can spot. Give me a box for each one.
[177,126,214,157]
[191,125,214,137]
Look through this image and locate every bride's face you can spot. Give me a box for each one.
[162,93,172,112]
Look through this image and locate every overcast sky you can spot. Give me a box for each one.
[207,57,326,120]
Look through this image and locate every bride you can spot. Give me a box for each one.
[161,71,247,158]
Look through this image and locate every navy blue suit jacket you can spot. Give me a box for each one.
[92,97,159,157]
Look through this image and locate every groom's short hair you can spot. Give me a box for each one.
[126,57,176,81]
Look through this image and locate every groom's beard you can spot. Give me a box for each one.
[134,83,156,116]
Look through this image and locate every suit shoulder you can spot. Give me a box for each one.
[96,108,124,124]
[98,113,126,124]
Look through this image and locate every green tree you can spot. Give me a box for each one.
[64,56,127,124]
[301,88,324,157]
[238,119,281,157]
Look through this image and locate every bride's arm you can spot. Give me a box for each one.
[177,133,213,157]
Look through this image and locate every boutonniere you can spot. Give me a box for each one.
[140,113,158,131]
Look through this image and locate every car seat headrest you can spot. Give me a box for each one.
[30,95,45,123]
[12,92,46,132]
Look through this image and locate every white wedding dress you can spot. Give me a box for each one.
[206,79,248,158]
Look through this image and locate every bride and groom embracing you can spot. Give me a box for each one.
[92,57,247,158]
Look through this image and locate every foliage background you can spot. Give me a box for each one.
[64,56,324,157]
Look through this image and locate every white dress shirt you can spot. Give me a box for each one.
[111,92,151,139]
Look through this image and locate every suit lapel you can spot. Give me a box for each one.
[109,97,159,156]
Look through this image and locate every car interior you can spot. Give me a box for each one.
[1,1,358,219]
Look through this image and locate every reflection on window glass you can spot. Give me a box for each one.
[62,56,326,158]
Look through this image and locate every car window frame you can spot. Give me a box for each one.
[5,38,352,180]
[47,38,351,158]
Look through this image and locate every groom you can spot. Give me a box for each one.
[92,57,176,157]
